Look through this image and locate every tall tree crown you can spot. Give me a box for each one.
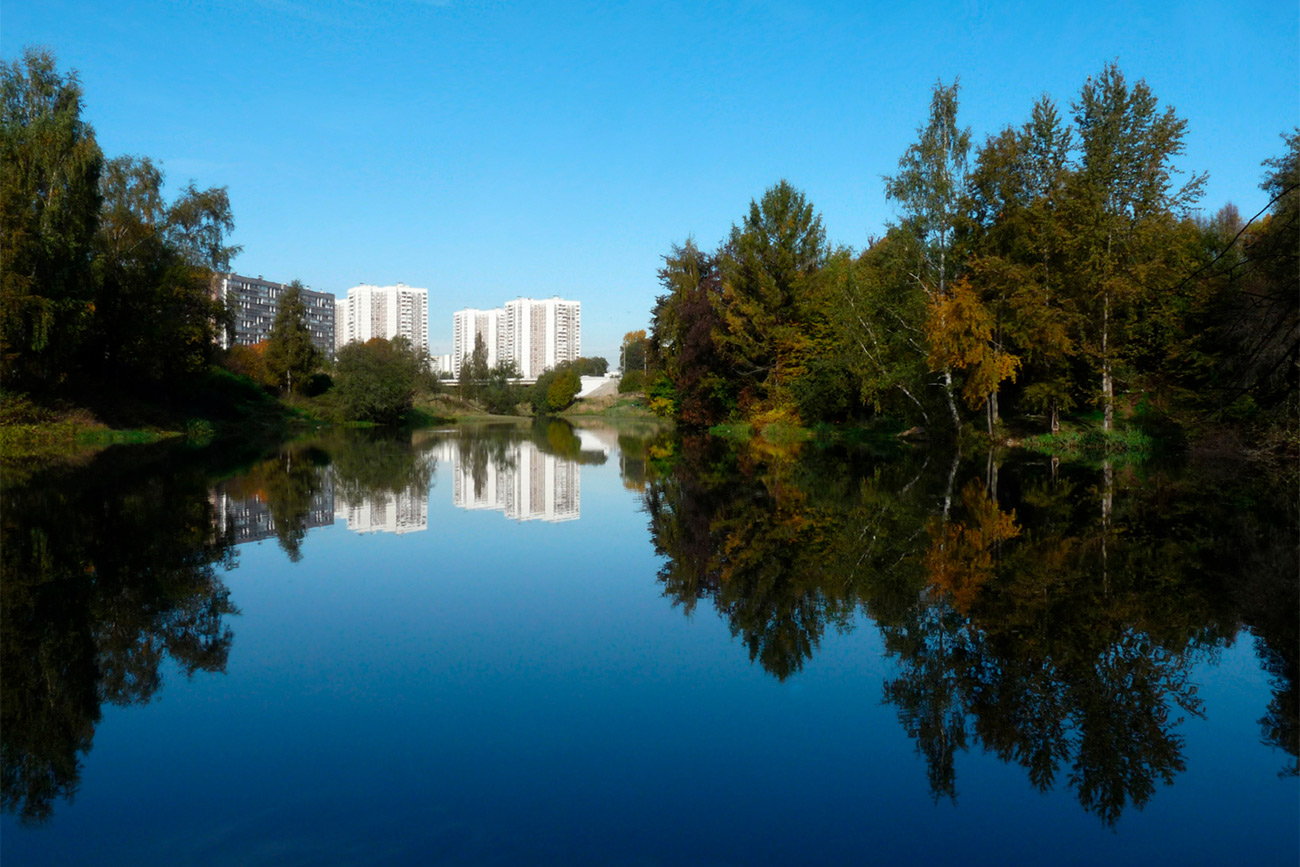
[1,48,104,382]
[884,79,972,295]
[1073,62,1204,221]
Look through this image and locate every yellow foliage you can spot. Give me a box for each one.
[925,278,1021,409]
[750,403,803,431]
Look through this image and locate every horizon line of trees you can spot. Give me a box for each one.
[647,63,1297,448]
[8,49,1293,442]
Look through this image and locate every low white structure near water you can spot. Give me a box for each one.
[577,374,619,399]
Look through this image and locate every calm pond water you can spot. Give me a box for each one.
[2,421,1296,865]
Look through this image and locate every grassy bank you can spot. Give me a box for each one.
[1,368,308,476]
[1017,424,1157,459]
[0,393,175,465]
[562,391,657,419]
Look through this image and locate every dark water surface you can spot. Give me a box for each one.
[2,422,1296,865]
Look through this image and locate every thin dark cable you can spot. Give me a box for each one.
[1166,181,1298,295]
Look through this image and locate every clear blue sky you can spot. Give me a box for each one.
[5,0,1296,361]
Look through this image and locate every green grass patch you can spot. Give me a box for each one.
[0,391,183,477]
[570,400,654,418]
[562,393,656,419]
[76,428,173,446]
[1021,422,1157,460]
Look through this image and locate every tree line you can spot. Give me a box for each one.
[0,50,506,427]
[647,64,1297,454]
[0,49,443,428]
[1,48,239,398]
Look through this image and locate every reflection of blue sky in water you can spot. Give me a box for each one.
[6,426,1295,865]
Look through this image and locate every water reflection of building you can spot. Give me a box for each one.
[442,439,580,523]
[210,460,432,542]
[334,490,428,534]
[210,472,336,544]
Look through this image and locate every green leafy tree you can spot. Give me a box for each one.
[977,98,1077,432]
[618,330,649,392]
[618,368,645,393]
[265,280,321,394]
[715,180,829,424]
[961,104,1068,432]
[1177,132,1298,440]
[88,156,234,385]
[165,182,239,272]
[568,356,608,376]
[649,238,732,425]
[481,359,524,414]
[0,48,104,389]
[549,368,580,409]
[457,345,473,401]
[620,329,647,373]
[831,232,935,428]
[531,359,588,415]
[459,332,489,404]
[333,337,425,424]
[1062,62,1204,431]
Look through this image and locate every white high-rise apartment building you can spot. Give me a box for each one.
[452,297,580,380]
[503,297,581,381]
[451,307,505,375]
[335,283,429,353]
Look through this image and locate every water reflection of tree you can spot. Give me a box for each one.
[459,427,518,501]
[222,430,438,554]
[327,428,436,505]
[1,445,239,825]
[1214,466,1299,778]
[532,418,608,466]
[641,437,1297,822]
[221,443,331,560]
[443,420,609,502]
[645,436,935,680]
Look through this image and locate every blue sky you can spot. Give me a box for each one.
[5,0,1296,361]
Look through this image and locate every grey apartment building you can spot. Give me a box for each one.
[212,273,336,356]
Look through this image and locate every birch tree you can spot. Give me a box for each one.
[1066,63,1204,431]
[883,79,973,434]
